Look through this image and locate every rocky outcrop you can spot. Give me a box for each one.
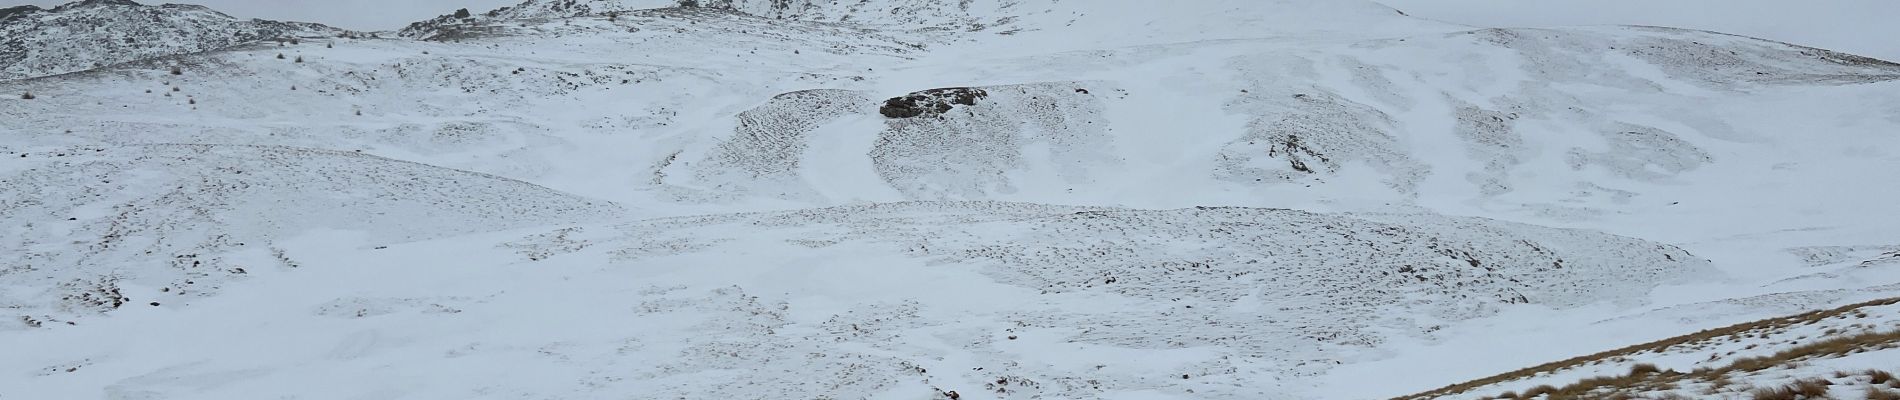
[878,87,987,118]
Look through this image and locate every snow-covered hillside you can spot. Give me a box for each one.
[1,0,1897,398]
[3,201,1714,398]
[0,144,620,318]
[0,0,344,80]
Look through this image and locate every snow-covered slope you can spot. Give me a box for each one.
[0,144,619,319]
[0,0,344,81]
[3,201,1712,398]
[2,0,1898,398]
[668,24,1900,215]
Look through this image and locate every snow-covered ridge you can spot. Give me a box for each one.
[396,0,1026,38]
[0,0,344,81]
[398,0,1450,45]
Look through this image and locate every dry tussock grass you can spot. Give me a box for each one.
[1395,297,1900,399]
[1869,387,1900,400]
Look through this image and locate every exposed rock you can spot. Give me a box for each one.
[879,87,987,119]
[0,5,43,22]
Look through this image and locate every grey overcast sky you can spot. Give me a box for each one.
[1,0,1892,60]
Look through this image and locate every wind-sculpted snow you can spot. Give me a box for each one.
[666,24,1900,207]
[0,0,342,81]
[692,89,872,199]
[681,82,1121,201]
[469,201,1714,397]
[0,144,619,319]
[1216,59,1428,192]
[1457,27,1900,86]
[1448,103,1523,196]
[4,0,1900,398]
[1328,25,1900,202]
[872,82,1119,199]
[1565,123,1712,182]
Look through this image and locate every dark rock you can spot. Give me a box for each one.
[879,87,987,119]
[0,5,42,22]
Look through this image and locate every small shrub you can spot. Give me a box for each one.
[1870,388,1900,400]
[1786,377,1831,396]
[1630,363,1663,376]
[1871,370,1898,386]
[20,92,32,100]
[188,98,196,105]
[295,56,304,63]
[1748,386,1795,400]
[277,53,286,60]
[169,66,182,75]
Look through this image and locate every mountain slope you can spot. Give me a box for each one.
[0,0,345,81]
[3,201,1711,398]
[0,144,620,319]
[1,0,1898,399]
[666,24,1900,214]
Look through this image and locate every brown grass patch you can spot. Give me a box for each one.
[1629,363,1662,376]
[1870,369,1898,386]
[1747,386,1796,400]
[1869,387,1900,400]
[1394,297,1900,399]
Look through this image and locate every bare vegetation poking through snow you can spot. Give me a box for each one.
[1,0,1898,398]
